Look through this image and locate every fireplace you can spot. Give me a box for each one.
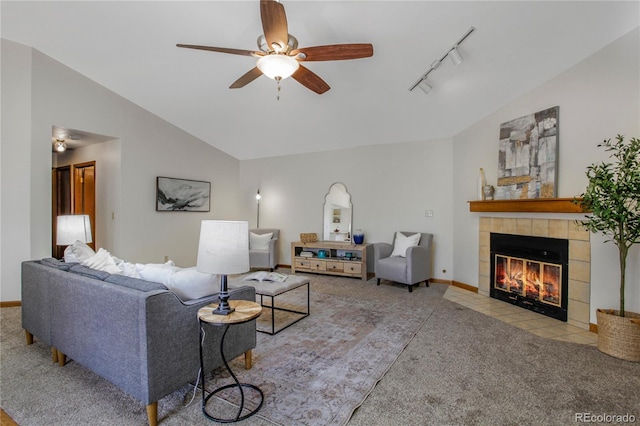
[490,233,568,321]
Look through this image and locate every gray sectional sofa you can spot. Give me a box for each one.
[21,259,257,426]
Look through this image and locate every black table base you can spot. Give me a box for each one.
[199,323,264,423]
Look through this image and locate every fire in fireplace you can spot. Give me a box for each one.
[490,233,568,321]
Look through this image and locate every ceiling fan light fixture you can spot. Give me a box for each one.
[257,54,299,80]
[449,46,463,66]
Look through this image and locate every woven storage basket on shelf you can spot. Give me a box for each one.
[596,309,640,362]
[300,233,318,243]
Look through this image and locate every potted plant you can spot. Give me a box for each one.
[576,134,640,362]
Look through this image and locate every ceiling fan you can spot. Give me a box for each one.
[177,0,373,95]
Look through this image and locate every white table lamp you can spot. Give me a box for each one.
[56,215,92,245]
[196,220,250,315]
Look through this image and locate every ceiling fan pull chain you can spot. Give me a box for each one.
[276,76,282,101]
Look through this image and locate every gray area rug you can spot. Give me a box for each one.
[2,273,639,425]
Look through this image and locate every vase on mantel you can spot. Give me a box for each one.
[353,229,365,245]
[477,168,486,200]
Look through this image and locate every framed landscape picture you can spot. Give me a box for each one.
[156,177,210,212]
[496,106,559,199]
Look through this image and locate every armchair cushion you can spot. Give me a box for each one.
[250,232,273,250]
[390,232,421,257]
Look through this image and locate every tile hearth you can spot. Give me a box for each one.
[444,285,597,345]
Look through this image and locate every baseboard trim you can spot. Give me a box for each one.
[429,278,452,285]
[451,280,479,293]
[1,301,21,308]
[589,323,598,334]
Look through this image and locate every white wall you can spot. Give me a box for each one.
[239,139,455,282]
[1,39,242,301]
[451,28,640,321]
[0,40,32,301]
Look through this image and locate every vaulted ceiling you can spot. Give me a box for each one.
[2,1,638,160]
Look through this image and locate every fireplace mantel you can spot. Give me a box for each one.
[469,198,586,213]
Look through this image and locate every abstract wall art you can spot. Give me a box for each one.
[496,106,559,199]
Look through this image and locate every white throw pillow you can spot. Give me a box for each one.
[63,240,96,263]
[390,232,421,257]
[250,232,273,250]
[111,255,141,278]
[165,267,219,301]
[81,248,120,274]
[136,261,178,284]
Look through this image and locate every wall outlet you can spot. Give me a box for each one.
[164,255,169,262]
[425,210,434,217]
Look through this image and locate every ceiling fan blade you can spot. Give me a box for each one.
[292,65,330,94]
[291,44,374,61]
[230,67,264,89]
[177,44,260,57]
[260,0,289,52]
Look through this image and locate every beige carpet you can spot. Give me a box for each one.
[2,272,639,425]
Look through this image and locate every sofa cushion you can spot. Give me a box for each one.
[104,274,168,292]
[69,264,111,280]
[40,257,72,271]
[250,232,272,250]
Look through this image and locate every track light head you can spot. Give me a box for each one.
[417,80,432,94]
[449,46,463,66]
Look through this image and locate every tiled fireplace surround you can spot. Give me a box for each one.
[478,217,591,330]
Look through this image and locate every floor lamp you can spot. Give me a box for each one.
[256,189,261,229]
[196,220,250,315]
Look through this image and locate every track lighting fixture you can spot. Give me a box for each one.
[409,26,475,93]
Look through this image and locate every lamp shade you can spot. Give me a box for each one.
[196,220,249,275]
[56,215,92,245]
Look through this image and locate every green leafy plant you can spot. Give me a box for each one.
[576,135,640,317]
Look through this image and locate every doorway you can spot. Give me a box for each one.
[52,161,96,258]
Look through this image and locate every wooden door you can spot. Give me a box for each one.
[52,161,96,256]
[73,162,96,250]
[52,166,72,259]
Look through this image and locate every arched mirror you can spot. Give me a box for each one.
[323,183,352,242]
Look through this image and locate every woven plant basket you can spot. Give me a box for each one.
[596,309,640,362]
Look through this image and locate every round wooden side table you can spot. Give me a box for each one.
[198,300,263,423]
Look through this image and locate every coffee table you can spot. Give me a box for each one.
[229,275,310,335]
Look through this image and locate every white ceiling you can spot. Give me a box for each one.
[2,1,639,160]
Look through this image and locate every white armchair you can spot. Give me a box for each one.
[373,232,433,292]
[249,229,279,271]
